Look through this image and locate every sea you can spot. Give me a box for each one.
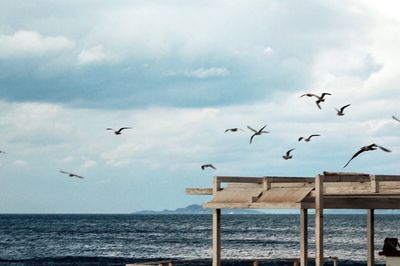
[1,214,399,266]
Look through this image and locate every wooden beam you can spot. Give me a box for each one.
[300,208,308,266]
[367,209,375,266]
[185,188,213,195]
[370,175,378,193]
[216,176,263,184]
[315,174,324,266]
[212,208,221,266]
[213,176,222,195]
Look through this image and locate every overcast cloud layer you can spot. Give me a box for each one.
[1,0,400,213]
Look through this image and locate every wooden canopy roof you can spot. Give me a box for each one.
[186,172,400,209]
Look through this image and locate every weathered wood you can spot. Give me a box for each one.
[370,175,378,193]
[253,259,259,266]
[185,188,213,195]
[315,174,323,266]
[293,258,300,266]
[331,257,338,266]
[300,208,308,266]
[213,176,222,196]
[367,209,374,266]
[216,176,263,183]
[213,208,221,266]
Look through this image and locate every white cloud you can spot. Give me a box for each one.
[0,31,74,58]
[81,159,97,169]
[78,45,107,65]
[14,160,28,166]
[184,67,230,78]
[264,46,273,54]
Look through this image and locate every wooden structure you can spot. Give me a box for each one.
[186,172,400,266]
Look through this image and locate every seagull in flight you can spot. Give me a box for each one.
[335,104,351,116]
[0,150,7,154]
[59,170,85,179]
[393,116,400,123]
[224,128,243,133]
[343,144,391,168]
[300,92,332,109]
[201,164,216,170]
[106,127,132,135]
[247,124,270,144]
[298,134,320,142]
[282,148,295,160]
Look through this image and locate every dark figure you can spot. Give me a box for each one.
[380,238,400,256]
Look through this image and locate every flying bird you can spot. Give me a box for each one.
[247,125,270,144]
[0,150,7,154]
[224,128,243,133]
[335,104,351,116]
[282,148,295,160]
[393,116,400,123]
[106,127,132,135]
[300,92,331,109]
[343,144,391,168]
[59,170,85,179]
[298,134,320,142]
[201,164,216,170]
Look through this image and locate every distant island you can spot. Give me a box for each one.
[133,204,264,214]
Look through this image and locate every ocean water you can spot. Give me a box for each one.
[0,214,399,265]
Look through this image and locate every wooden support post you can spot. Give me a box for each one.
[293,258,300,266]
[253,259,259,266]
[168,263,173,266]
[213,176,221,195]
[367,209,375,266]
[315,174,324,266]
[332,257,338,266]
[213,208,221,266]
[300,208,308,266]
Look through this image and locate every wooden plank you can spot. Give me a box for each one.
[213,176,221,195]
[300,208,308,266]
[315,174,324,266]
[213,209,221,266]
[185,188,213,195]
[367,209,374,266]
[370,175,378,193]
[216,176,263,183]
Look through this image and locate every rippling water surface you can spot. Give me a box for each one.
[1,214,399,265]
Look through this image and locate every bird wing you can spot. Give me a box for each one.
[343,149,365,168]
[309,134,320,139]
[321,93,332,98]
[106,128,114,131]
[247,126,257,133]
[393,116,400,122]
[73,174,84,179]
[315,100,322,109]
[298,137,304,142]
[340,104,351,112]
[59,170,71,175]
[210,164,217,170]
[286,148,295,156]
[224,129,230,133]
[300,93,318,98]
[258,125,267,132]
[377,145,391,152]
[201,165,205,170]
[117,127,132,133]
[249,134,255,144]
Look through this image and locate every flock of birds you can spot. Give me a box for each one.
[201,92,399,171]
[0,95,399,177]
[0,126,134,179]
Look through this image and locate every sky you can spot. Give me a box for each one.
[1,0,400,213]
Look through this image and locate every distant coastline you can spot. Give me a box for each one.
[133,204,263,214]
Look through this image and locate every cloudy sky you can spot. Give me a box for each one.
[1,0,399,213]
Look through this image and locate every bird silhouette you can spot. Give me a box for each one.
[106,127,132,135]
[300,92,331,109]
[59,170,85,179]
[343,144,391,168]
[298,134,320,142]
[393,116,400,123]
[247,125,270,144]
[0,150,7,154]
[282,148,295,160]
[335,104,351,116]
[224,128,243,133]
[201,164,216,170]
